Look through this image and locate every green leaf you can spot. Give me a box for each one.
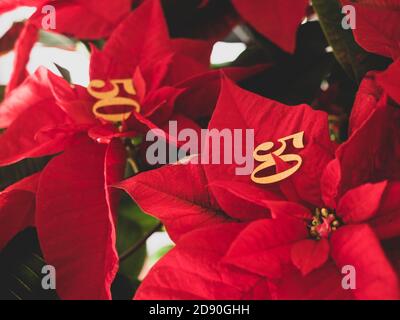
[0,228,59,300]
[83,39,105,51]
[116,195,159,283]
[311,0,388,82]
[39,30,76,50]
[54,63,72,84]
[119,193,159,231]
[0,86,5,102]
[116,210,146,282]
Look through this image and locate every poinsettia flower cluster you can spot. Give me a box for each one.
[0,0,400,300]
[0,0,257,299]
[119,72,400,299]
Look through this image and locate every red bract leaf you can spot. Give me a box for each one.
[46,70,97,126]
[204,77,335,215]
[274,261,353,300]
[331,224,400,300]
[35,136,125,300]
[117,159,230,242]
[6,23,39,95]
[128,70,400,299]
[337,181,388,224]
[135,223,271,300]
[3,0,133,93]
[91,0,212,82]
[158,112,202,141]
[231,0,309,53]
[291,238,330,276]
[349,73,382,136]
[225,217,307,278]
[89,0,260,132]
[0,23,24,56]
[142,87,183,124]
[208,180,282,221]
[2,1,257,162]
[105,138,128,217]
[259,200,312,221]
[0,98,72,166]
[93,0,176,77]
[322,66,400,204]
[0,67,54,128]
[87,0,236,136]
[0,0,132,39]
[320,159,341,209]
[343,1,400,59]
[376,58,400,104]
[0,173,39,250]
[28,0,133,39]
[370,182,400,239]
[326,101,400,203]
[175,66,267,120]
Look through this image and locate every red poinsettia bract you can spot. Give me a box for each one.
[191,0,309,53]
[340,0,400,59]
[119,76,400,300]
[0,0,134,94]
[0,0,238,299]
[231,0,309,53]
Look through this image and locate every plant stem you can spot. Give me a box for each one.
[119,222,163,262]
[311,0,378,83]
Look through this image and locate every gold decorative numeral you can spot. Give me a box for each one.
[88,79,140,123]
[251,131,305,184]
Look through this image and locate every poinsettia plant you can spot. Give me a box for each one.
[0,0,399,301]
